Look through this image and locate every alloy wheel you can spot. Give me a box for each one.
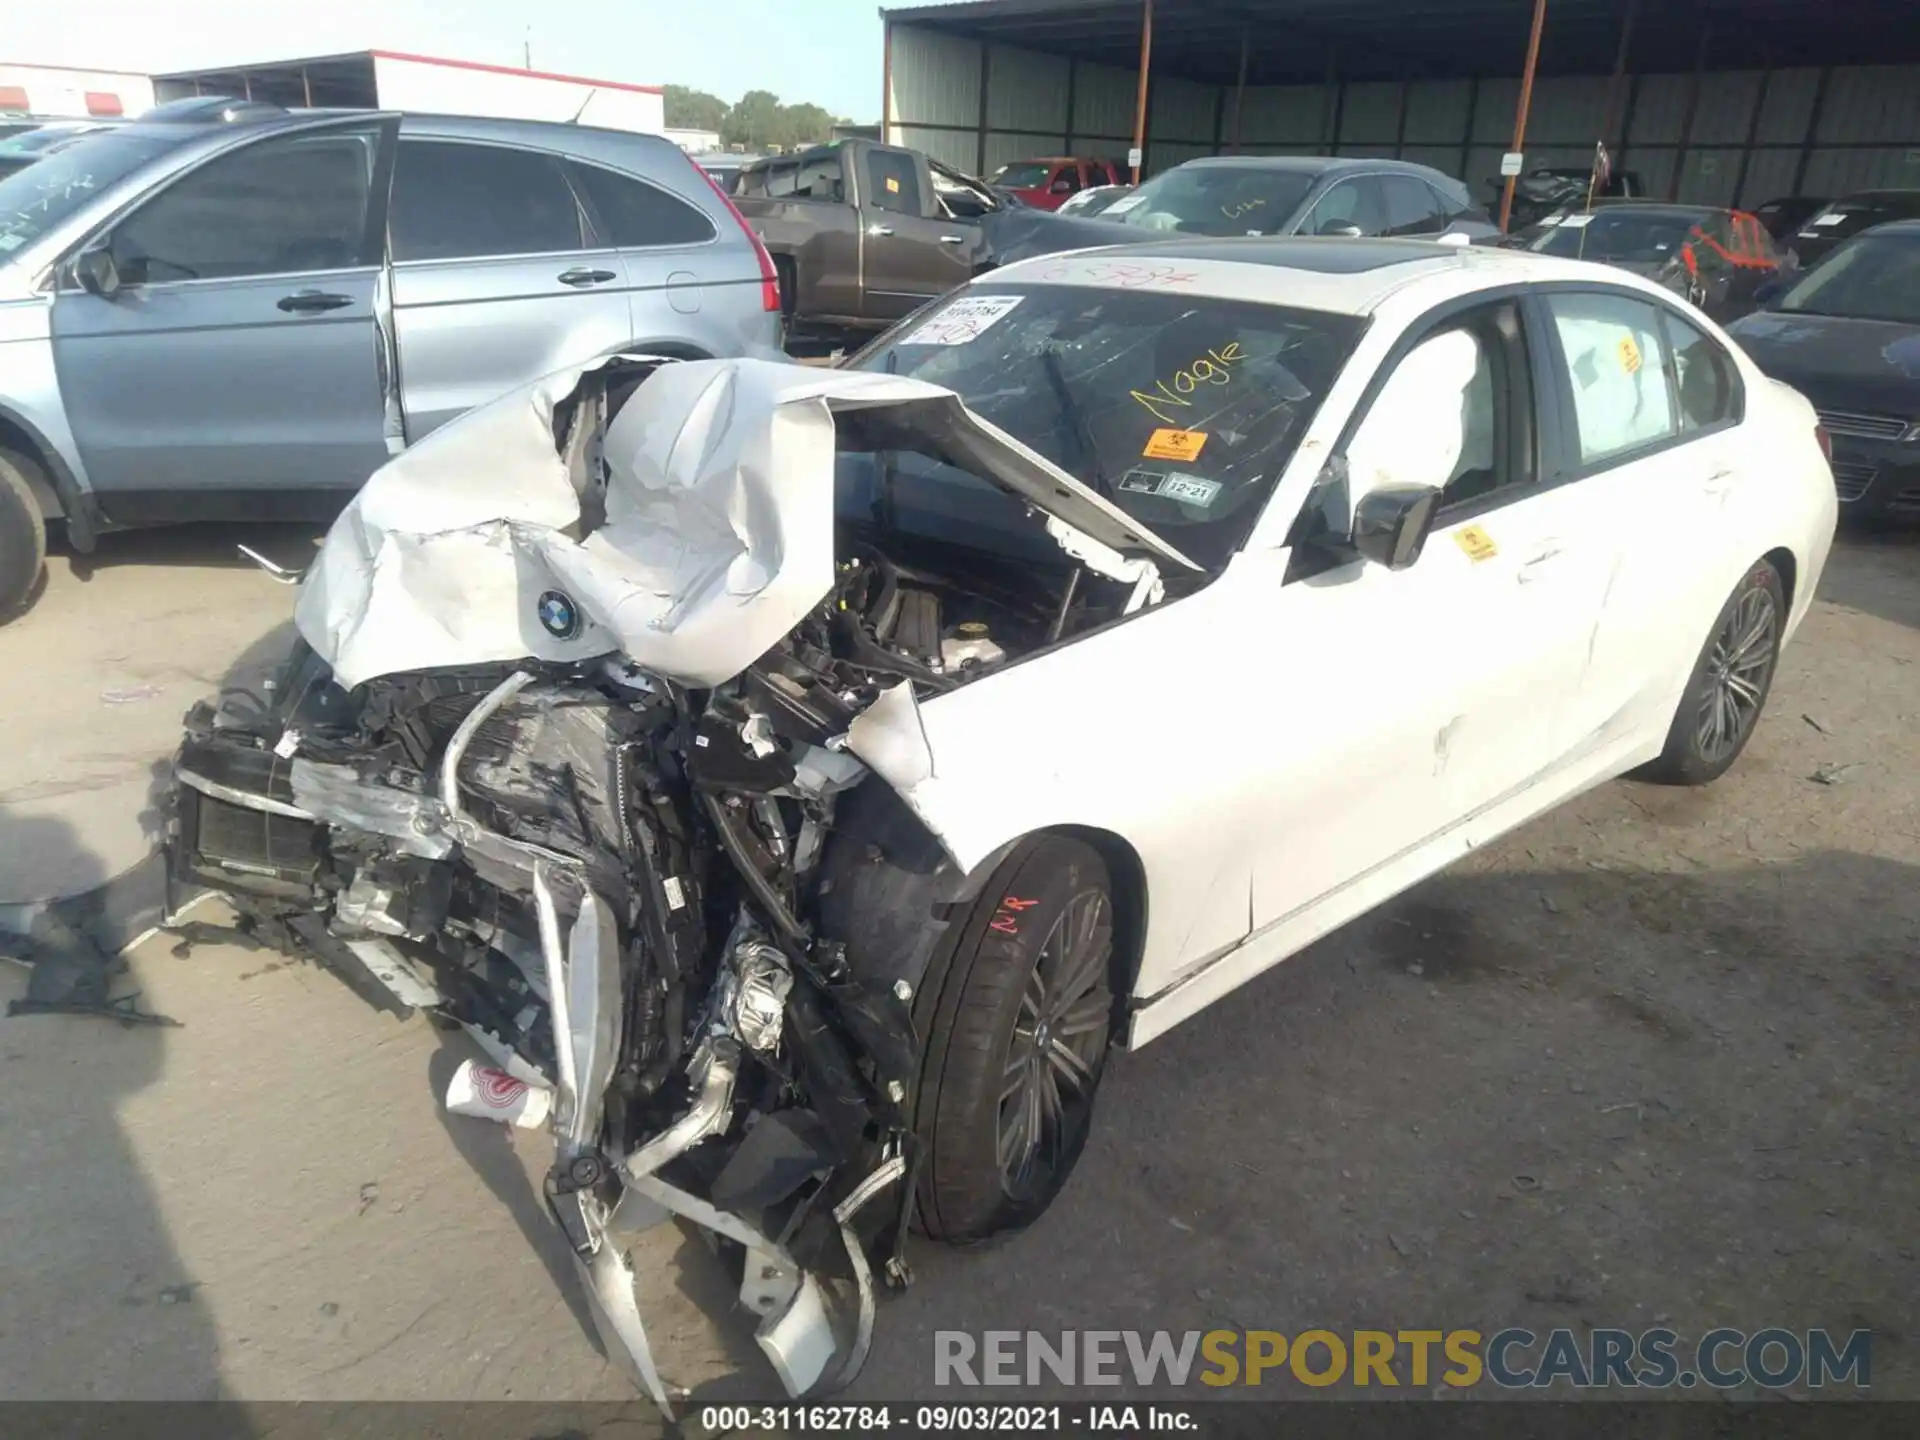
[1694,581,1777,764]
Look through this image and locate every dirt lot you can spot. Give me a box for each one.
[0,525,1914,1405]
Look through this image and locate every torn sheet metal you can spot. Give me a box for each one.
[298,356,1192,690]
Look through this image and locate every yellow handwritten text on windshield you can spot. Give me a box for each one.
[1131,342,1246,425]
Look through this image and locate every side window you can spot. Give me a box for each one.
[1663,310,1741,433]
[1430,178,1483,224]
[568,162,716,247]
[112,126,378,281]
[1689,215,1733,275]
[388,140,586,263]
[1545,292,1678,466]
[734,161,793,200]
[1053,165,1082,196]
[1382,174,1445,236]
[865,149,922,216]
[1307,177,1388,235]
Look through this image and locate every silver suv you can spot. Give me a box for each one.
[0,98,785,618]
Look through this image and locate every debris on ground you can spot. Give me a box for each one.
[100,684,165,705]
[3,912,178,1026]
[1809,761,1860,786]
[1801,713,1831,735]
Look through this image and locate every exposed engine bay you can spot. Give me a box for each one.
[166,355,1170,1409]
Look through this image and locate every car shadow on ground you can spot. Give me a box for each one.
[52,522,328,585]
[1822,526,1920,631]
[0,814,230,1403]
[851,845,1919,1400]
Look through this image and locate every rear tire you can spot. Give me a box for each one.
[914,835,1116,1243]
[0,449,49,623]
[1637,558,1784,786]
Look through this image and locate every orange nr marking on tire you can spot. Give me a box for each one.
[990,895,1040,935]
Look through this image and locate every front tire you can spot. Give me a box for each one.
[0,448,49,623]
[1639,558,1784,786]
[915,835,1115,1243]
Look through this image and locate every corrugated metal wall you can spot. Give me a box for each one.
[890,22,1920,203]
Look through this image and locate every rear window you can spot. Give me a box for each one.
[849,283,1364,568]
[995,162,1055,189]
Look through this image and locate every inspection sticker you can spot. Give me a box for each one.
[1454,525,1498,562]
[885,175,901,194]
[1142,427,1208,462]
[1117,469,1222,506]
[898,294,1024,346]
[1618,334,1643,374]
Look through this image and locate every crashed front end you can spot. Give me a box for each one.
[165,356,1181,1408]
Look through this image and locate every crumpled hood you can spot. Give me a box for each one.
[297,356,1193,691]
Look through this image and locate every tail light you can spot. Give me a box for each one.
[1814,423,1833,464]
[686,153,781,313]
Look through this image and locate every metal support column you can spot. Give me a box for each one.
[880,17,894,146]
[1791,67,1831,197]
[1598,0,1639,153]
[1130,0,1154,183]
[1670,21,1712,202]
[1731,65,1772,209]
[976,44,991,175]
[1394,78,1410,159]
[302,67,313,108]
[1064,56,1078,153]
[1459,76,1479,184]
[1498,0,1550,233]
[1229,27,1249,153]
[1320,48,1341,156]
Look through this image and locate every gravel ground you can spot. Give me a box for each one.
[0,527,1913,1407]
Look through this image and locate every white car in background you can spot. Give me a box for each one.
[170,236,1836,1407]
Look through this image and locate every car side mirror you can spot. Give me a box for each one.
[72,237,121,298]
[1050,178,1073,194]
[1350,485,1442,570]
[1318,219,1365,238]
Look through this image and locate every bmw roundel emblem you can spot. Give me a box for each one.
[537,590,581,640]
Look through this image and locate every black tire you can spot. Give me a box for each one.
[1638,557,1785,786]
[914,835,1116,1243]
[0,448,49,623]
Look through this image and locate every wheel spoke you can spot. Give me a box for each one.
[1056,989,1110,1038]
[1724,671,1760,707]
[998,1092,1028,1172]
[1047,1037,1095,1090]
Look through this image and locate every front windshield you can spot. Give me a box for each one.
[1777,234,1920,324]
[1101,165,1316,237]
[848,283,1363,569]
[995,162,1054,188]
[1529,209,1700,262]
[0,130,175,256]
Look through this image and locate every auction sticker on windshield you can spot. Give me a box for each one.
[1104,193,1146,215]
[901,295,1024,346]
[1143,428,1208,462]
[1118,469,1223,505]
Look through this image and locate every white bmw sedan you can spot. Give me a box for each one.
[176,235,1837,1399]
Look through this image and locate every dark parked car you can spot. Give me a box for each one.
[1750,195,1829,245]
[1490,166,1647,230]
[1728,220,1920,522]
[1525,201,1781,321]
[1790,190,1920,268]
[981,155,1496,268]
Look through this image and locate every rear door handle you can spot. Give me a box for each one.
[1517,540,1567,582]
[277,289,352,313]
[1704,467,1737,495]
[867,225,894,237]
[557,268,617,287]
[939,234,966,244]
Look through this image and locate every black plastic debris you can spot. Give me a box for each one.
[4,910,177,1027]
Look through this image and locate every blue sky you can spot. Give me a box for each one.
[12,0,889,121]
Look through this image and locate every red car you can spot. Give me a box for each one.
[989,156,1124,211]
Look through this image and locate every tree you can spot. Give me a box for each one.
[723,89,784,149]
[663,84,727,133]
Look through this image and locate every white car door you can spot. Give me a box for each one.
[1245,298,1607,935]
[1533,289,1751,756]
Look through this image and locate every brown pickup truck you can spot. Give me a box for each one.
[733,139,1003,336]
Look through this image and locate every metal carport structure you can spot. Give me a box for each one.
[879,0,1920,219]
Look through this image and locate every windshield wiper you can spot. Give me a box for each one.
[1040,348,1109,496]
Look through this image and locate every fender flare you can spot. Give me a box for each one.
[0,401,98,551]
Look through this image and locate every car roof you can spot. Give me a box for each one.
[991,236,1652,317]
[1179,155,1437,177]
[1861,218,1920,236]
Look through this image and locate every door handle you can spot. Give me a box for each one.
[938,234,966,244]
[867,225,894,237]
[557,268,617,287]
[1704,468,1736,494]
[277,289,352,313]
[1516,541,1567,582]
